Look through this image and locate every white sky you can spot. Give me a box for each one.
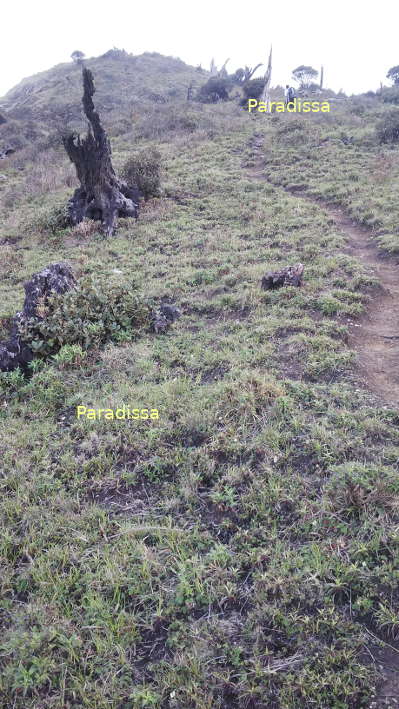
[1,0,399,97]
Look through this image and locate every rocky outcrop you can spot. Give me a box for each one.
[0,263,76,372]
[151,303,181,334]
[261,263,304,290]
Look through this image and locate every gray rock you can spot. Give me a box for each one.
[152,303,181,334]
[261,263,304,290]
[0,263,76,372]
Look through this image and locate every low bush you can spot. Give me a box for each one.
[242,78,265,101]
[376,109,399,143]
[121,148,162,200]
[28,201,70,234]
[198,77,231,103]
[381,86,399,105]
[17,279,152,359]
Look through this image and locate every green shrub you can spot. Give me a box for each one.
[121,148,161,200]
[242,78,265,101]
[198,77,231,103]
[17,279,152,359]
[29,201,70,234]
[349,101,366,116]
[381,86,399,105]
[376,109,399,143]
[52,344,86,369]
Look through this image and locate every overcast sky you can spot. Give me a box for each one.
[1,0,399,97]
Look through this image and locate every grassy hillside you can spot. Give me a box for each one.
[258,99,399,253]
[0,50,208,149]
[0,62,399,708]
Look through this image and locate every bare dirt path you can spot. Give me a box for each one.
[246,134,399,408]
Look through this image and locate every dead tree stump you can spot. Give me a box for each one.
[0,263,76,372]
[261,263,304,290]
[63,67,139,237]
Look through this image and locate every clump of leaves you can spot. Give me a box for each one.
[17,278,152,359]
[121,148,162,201]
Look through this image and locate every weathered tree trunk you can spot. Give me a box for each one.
[260,46,273,105]
[0,264,76,372]
[261,263,304,290]
[63,67,139,237]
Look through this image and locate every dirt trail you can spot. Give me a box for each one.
[246,135,399,408]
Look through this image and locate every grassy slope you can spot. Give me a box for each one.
[258,98,399,253]
[0,51,208,150]
[0,94,399,708]
[1,52,205,112]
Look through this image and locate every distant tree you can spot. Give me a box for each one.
[71,50,85,64]
[292,65,318,89]
[387,65,399,85]
[198,77,231,102]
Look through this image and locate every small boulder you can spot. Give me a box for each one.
[261,263,304,290]
[151,303,181,334]
[0,263,76,372]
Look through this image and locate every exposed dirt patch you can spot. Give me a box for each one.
[371,645,399,708]
[321,205,399,408]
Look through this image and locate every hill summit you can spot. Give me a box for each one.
[0,49,207,150]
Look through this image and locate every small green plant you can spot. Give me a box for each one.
[52,344,86,369]
[121,148,162,200]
